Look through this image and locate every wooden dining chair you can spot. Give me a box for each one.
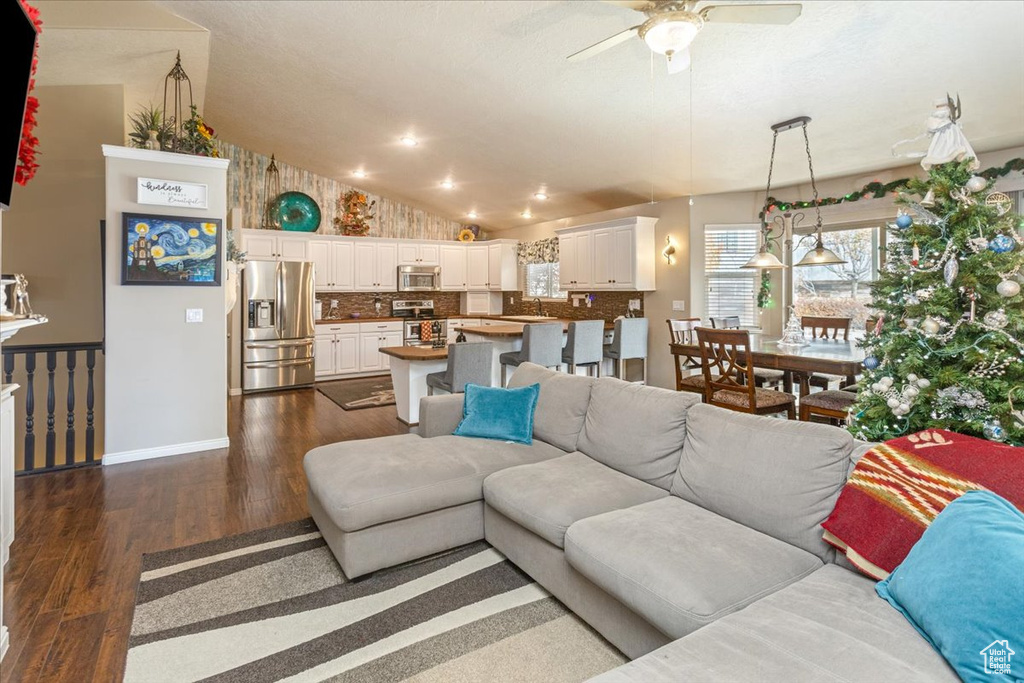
[708,316,786,390]
[666,318,707,397]
[799,390,856,425]
[696,327,796,419]
[800,316,853,390]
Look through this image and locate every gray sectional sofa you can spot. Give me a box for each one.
[304,363,956,681]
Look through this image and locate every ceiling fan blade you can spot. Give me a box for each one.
[702,3,802,25]
[567,25,641,62]
[601,0,653,10]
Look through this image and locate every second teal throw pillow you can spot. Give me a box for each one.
[454,383,540,445]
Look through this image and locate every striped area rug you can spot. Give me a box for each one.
[125,519,626,682]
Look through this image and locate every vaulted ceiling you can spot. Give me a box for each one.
[46,1,1024,229]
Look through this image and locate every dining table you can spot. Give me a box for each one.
[670,332,866,397]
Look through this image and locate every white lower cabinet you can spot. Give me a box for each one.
[316,322,401,378]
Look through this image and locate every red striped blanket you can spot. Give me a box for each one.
[822,429,1024,579]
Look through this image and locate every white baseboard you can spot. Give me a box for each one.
[103,437,231,465]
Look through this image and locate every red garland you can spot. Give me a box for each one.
[15,0,43,186]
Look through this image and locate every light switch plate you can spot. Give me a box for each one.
[672,300,686,311]
[628,299,641,310]
[186,308,204,323]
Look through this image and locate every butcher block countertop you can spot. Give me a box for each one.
[379,345,449,361]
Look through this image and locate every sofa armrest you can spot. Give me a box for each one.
[419,394,465,437]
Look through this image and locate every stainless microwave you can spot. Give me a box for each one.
[398,265,441,292]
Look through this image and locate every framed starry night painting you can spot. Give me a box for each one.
[121,213,222,286]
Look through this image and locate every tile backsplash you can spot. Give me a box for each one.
[315,291,463,320]
[502,291,643,320]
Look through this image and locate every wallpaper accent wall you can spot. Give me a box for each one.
[220,142,467,240]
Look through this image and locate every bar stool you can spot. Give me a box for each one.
[426,342,493,395]
[562,320,605,377]
[499,323,563,386]
[604,318,648,383]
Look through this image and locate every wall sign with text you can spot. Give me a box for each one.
[137,177,209,209]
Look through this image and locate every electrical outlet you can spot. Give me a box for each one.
[185,308,204,323]
[509,296,514,304]
[672,300,686,311]
[572,297,579,307]
[629,299,641,310]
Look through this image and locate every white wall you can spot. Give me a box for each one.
[102,146,229,463]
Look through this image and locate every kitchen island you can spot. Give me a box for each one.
[379,345,449,426]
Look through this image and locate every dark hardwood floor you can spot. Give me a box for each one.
[2,387,406,683]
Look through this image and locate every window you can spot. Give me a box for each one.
[523,263,563,299]
[704,225,759,327]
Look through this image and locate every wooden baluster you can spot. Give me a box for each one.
[86,349,96,462]
[3,353,12,384]
[66,350,77,466]
[25,352,36,471]
[46,350,56,468]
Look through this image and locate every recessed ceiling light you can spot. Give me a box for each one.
[467,211,478,219]
[521,209,533,219]
[440,179,455,190]
[352,170,366,178]
[399,135,418,147]
[533,192,549,201]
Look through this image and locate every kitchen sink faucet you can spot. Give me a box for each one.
[533,298,543,316]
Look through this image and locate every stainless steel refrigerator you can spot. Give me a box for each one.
[242,260,316,393]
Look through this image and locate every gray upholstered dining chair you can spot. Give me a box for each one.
[562,320,605,376]
[603,318,649,383]
[499,323,563,386]
[426,342,493,395]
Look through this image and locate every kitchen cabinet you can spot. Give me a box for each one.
[242,232,308,261]
[466,245,489,290]
[461,291,502,315]
[398,242,439,266]
[358,321,403,372]
[488,242,518,290]
[354,241,398,291]
[309,239,354,291]
[315,324,360,377]
[558,231,593,289]
[556,217,656,291]
[440,245,467,290]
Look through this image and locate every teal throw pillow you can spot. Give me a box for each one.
[875,490,1024,683]
[453,383,540,445]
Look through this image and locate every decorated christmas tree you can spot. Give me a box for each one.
[850,153,1024,445]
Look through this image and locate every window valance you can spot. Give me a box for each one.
[516,237,559,265]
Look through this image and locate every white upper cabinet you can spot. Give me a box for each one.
[556,217,656,291]
[309,239,354,291]
[242,232,308,262]
[440,245,467,290]
[466,245,489,290]
[376,242,398,291]
[487,242,518,291]
[398,242,440,265]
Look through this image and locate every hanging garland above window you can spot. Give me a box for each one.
[758,157,1023,221]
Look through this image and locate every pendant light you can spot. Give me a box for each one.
[794,120,846,267]
[742,124,786,269]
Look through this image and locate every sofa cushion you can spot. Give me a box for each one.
[577,378,700,490]
[586,565,957,683]
[672,403,853,561]
[304,433,564,533]
[564,497,821,639]
[483,452,668,548]
[508,362,596,452]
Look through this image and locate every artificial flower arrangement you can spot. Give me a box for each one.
[334,190,376,236]
[458,228,476,242]
[176,105,219,157]
[16,0,43,186]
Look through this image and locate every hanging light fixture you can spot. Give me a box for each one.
[262,154,281,229]
[742,123,787,270]
[162,51,193,152]
[794,119,846,267]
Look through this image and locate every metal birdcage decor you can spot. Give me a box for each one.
[262,154,282,229]
[163,51,194,152]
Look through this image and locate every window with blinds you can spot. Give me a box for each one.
[704,226,759,327]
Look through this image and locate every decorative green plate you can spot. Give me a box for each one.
[274,191,321,232]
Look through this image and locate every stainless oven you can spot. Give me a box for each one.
[403,318,447,346]
[398,265,441,292]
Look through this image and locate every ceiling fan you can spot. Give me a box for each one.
[568,1,802,73]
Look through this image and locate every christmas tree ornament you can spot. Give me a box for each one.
[985,191,1012,216]
[920,188,936,207]
[965,175,988,193]
[920,316,941,335]
[988,234,1015,254]
[949,187,976,207]
[895,212,913,229]
[983,309,1008,329]
[943,257,959,285]
[915,287,935,301]
[863,355,880,370]
[997,279,1021,298]
[982,419,1006,443]
[891,94,979,171]
[963,287,978,322]
[911,242,920,266]
[1009,389,1024,428]
[934,386,990,422]
[968,235,990,253]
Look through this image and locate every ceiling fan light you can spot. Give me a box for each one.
[795,240,847,267]
[639,12,702,57]
[741,245,787,270]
